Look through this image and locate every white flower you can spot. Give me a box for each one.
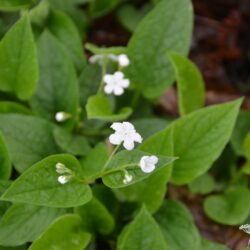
[103,71,130,96]
[55,163,72,175]
[123,173,133,184]
[55,112,71,122]
[240,224,250,234]
[58,175,71,184]
[139,155,158,173]
[118,54,130,67]
[109,122,142,150]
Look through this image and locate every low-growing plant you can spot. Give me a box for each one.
[0,0,246,249]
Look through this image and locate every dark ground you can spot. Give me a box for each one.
[86,0,250,249]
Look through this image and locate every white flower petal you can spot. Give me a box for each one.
[103,74,113,84]
[123,139,135,150]
[142,163,155,173]
[114,86,124,96]
[119,79,130,88]
[109,133,123,145]
[133,132,143,143]
[104,84,114,94]
[110,122,122,131]
[150,156,158,165]
[114,71,124,79]
[118,54,130,67]
[122,122,135,131]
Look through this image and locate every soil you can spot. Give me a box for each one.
[86,0,250,249]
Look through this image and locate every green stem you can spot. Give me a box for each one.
[97,58,107,94]
[102,144,121,171]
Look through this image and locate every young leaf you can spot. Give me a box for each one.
[47,9,86,72]
[114,127,174,212]
[155,200,200,250]
[126,0,193,98]
[79,143,108,179]
[0,204,65,246]
[0,114,59,173]
[1,154,92,207]
[0,132,11,180]
[0,14,38,99]
[75,197,115,235]
[231,110,250,156]
[0,101,31,115]
[102,149,176,188]
[53,127,91,156]
[188,174,215,195]
[79,64,102,109]
[86,95,132,122]
[169,53,205,115]
[204,187,250,225]
[117,207,167,250]
[0,0,35,11]
[29,215,91,250]
[30,31,79,128]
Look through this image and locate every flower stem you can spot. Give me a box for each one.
[97,58,107,94]
[102,144,121,171]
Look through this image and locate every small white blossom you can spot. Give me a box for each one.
[139,155,158,173]
[109,122,142,150]
[118,54,130,67]
[58,175,71,184]
[103,71,130,96]
[240,224,250,234]
[55,112,71,122]
[55,163,72,174]
[123,173,133,184]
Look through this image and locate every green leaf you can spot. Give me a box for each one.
[0,15,38,99]
[0,132,11,180]
[132,117,171,140]
[155,200,200,250]
[103,149,176,188]
[0,0,35,11]
[0,102,31,115]
[1,154,92,207]
[201,238,229,250]
[117,207,167,250]
[79,143,108,179]
[114,127,173,212]
[85,43,127,55]
[117,4,152,32]
[86,95,132,122]
[53,127,91,156]
[29,214,91,250]
[126,0,193,98]
[47,9,86,72]
[204,187,250,225]
[0,245,26,250]
[0,204,65,246]
[169,53,205,115]
[188,174,215,195]
[75,196,115,235]
[30,31,79,128]
[89,0,119,18]
[79,64,102,109]
[0,114,59,173]
[0,181,11,220]
[171,99,242,184]
[231,110,250,156]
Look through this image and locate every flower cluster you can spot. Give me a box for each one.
[55,163,73,184]
[109,121,158,185]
